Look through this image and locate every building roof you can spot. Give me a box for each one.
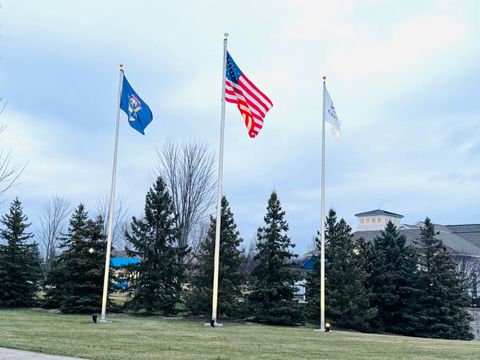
[445,224,480,248]
[354,209,404,218]
[111,249,128,257]
[353,224,480,257]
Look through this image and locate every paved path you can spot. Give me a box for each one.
[0,347,84,359]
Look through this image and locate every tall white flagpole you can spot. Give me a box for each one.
[99,64,124,323]
[210,33,228,327]
[319,76,327,331]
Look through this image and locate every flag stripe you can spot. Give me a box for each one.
[237,78,271,114]
[226,87,265,122]
[229,81,266,118]
[224,53,272,138]
[240,75,273,108]
[226,91,264,122]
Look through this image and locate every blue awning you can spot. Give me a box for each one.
[111,257,141,267]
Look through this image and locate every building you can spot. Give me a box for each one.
[355,209,404,232]
[111,250,140,290]
[353,209,480,299]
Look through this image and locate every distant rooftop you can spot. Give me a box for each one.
[353,224,480,257]
[355,209,404,218]
[445,224,480,248]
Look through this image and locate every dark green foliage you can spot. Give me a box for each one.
[44,204,109,313]
[366,221,419,335]
[0,198,42,307]
[414,218,473,340]
[126,176,187,315]
[306,209,376,330]
[186,196,245,319]
[248,191,303,324]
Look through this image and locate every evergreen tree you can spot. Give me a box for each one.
[126,176,187,315]
[367,221,419,335]
[415,218,473,340]
[44,204,109,313]
[248,191,302,324]
[186,196,245,319]
[0,198,41,307]
[305,209,376,330]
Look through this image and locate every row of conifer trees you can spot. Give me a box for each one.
[0,176,474,340]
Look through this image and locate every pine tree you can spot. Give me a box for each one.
[305,209,376,330]
[186,196,245,319]
[44,204,109,313]
[126,176,187,315]
[248,191,302,324]
[0,198,41,307]
[305,212,337,323]
[415,218,473,340]
[367,221,419,335]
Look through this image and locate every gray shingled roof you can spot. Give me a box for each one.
[445,224,480,248]
[353,225,480,257]
[354,209,404,218]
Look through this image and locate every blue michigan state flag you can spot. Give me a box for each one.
[120,75,153,135]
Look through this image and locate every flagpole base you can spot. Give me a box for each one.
[97,319,108,324]
[204,320,223,327]
[314,325,331,333]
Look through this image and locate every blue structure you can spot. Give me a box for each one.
[303,256,316,271]
[111,257,140,267]
[111,257,140,289]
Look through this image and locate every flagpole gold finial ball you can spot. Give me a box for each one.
[323,76,326,81]
[224,33,229,38]
[119,64,124,69]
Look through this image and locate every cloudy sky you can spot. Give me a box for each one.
[0,0,479,254]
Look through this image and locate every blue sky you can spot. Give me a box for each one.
[1,0,479,254]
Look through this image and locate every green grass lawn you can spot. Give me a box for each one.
[0,309,478,360]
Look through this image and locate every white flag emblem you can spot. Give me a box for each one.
[324,87,341,140]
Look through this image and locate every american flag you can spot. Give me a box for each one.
[225,52,273,138]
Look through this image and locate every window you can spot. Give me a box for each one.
[366,218,370,224]
[377,217,382,223]
[360,219,364,224]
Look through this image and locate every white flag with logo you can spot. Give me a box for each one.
[324,85,341,140]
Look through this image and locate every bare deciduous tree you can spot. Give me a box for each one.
[189,220,209,258]
[471,307,480,339]
[157,140,216,249]
[0,99,25,200]
[96,195,129,251]
[455,254,480,302]
[39,195,71,278]
[239,238,258,275]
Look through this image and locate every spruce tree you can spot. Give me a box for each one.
[186,196,245,319]
[415,218,473,340]
[248,191,302,324]
[367,221,419,335]
[0,198,41,307]
[126,176,187,315]
[305,214,334,323]
[305,209,376,330]
[44,204,109,313]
